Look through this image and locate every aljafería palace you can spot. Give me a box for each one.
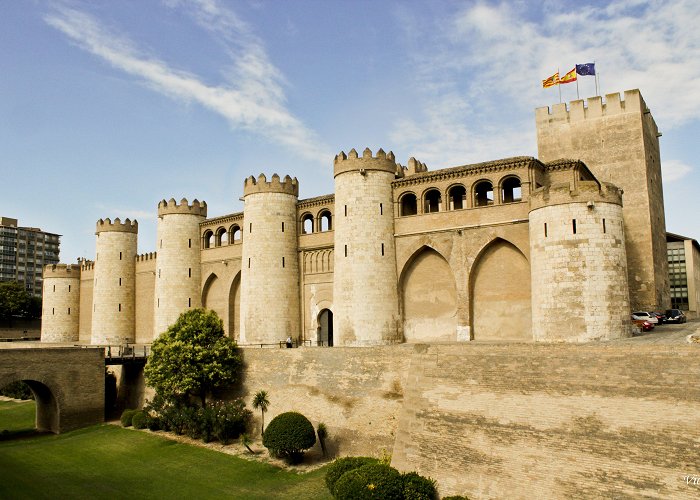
[40,89,669,346]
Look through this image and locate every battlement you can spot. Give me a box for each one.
[243,173,299,197]
[136,252,157,262]
[43,263,81,278]
[95,217,138,234]
[334,147,397,177]
[157,198,208,217]
[79,259,94,271]
[530,180,623,211]
[536,89,647,124]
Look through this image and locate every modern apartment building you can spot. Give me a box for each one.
[666,232,700,318]
[0,217,60,297]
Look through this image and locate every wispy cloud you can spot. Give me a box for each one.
[662,160,693,183]
[391,0,700,177]
[45,2,331,163]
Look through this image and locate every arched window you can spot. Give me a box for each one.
[400,193,418,216]
[424,189,442,213]
[202,230,214,249]
[230,224,242,243]
[501,177,522,203]
[319,210,332,231]
[474,181,494,207]
[301,213,314,234]
[448,185,467,210]
[216,227,228,246]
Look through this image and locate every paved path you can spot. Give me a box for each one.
[610,318,700,345]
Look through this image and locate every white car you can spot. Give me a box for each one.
[631,311,658,324]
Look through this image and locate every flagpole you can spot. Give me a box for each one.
[558,67,562,103]
[594,60,599,96]
[576,76,580,100]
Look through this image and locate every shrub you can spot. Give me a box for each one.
[146,413,162,431]
[333,463,403,500]
[317,422,328,456]
[120,409,138,427]
[441,496,470,500]
[262,411,316,463]
[325,457,380,494]
[402,472,437,500]
[0,381,33,400]
[131,411,147,429]
[212,399,252,444]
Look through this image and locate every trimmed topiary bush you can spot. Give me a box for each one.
[131,411,147,429]
[262,411,316,463]
[402,471,437,500]
[333,463,404,500]
[120,409,138,427]
[325,457,380,494]
[146,413,162,431]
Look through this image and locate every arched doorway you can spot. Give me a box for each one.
[470,239,531,340]
[401,247,457,342]
[318,309,333,346]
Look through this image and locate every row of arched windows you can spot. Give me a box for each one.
[202,224,242,249]
[301,209,333,234]
[399,177,522,216]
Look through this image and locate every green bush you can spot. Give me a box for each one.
[145,413,162,431]
[325,457,380,494]
[212,399,252,444]
[262,411,316,463]
[441,496,470,500]
[120,409,138,427]
[0,381,34,400]
[132,411,147,429]
[402,472,437,500]
[333,463,404,500]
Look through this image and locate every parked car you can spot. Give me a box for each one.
[651,311,666,324]
[631,311,658,324]
[665,309,687,324]
[631,318,654,332]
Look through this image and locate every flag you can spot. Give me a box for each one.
[576,63,596,76]
[560,67,577,84]
[542,72,559,88]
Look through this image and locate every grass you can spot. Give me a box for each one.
[0,401,332,499]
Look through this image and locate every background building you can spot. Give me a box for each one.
[0,217,60,297]
[666,232,700,318]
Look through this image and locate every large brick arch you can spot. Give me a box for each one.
[0,347,104,433]
[469,237,532,340]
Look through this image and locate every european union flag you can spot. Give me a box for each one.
[576,63,596,76]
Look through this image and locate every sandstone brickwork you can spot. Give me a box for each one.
[91,218,137,344]
[41,264,80,342]
[536,90,669,311]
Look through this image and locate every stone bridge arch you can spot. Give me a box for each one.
[0,347,105,433]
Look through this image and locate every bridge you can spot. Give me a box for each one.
[0,345,105,433]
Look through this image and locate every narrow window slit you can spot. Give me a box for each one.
[572,219,577,234]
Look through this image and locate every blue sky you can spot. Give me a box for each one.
[2,0,699,262]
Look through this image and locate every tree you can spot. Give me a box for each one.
[0,282,33,321]
[144,308,243,407]
[262,411,316,463]
[252,390,270,435]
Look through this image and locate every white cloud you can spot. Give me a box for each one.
[45,3,331,164]
[391,0,700,168]
[662,159,692,182]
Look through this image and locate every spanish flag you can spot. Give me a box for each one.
[542,72,559,88]
[560,67,577,84]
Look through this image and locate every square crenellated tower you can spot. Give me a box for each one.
[536,89,669,311]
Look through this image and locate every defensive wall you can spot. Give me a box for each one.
[0,345,104,433]
[239,342,700,499]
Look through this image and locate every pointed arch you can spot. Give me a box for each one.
[400,245,458,342]
[228,272,241,341]
[469,238,531,341]
[202,273,227,333]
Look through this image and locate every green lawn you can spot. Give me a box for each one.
[0,398,36,433]
[0,401,332,499]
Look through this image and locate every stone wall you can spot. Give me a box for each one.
[41,265,80,343]
[392,343,700,499]
[237,342,700,499]
[0,346,104,433]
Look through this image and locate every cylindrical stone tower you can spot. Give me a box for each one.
[41,264,81,343]
[529,178,630,341]
[91,218,138,344]
[239,174,300,344]
[333,148,400,345]
[153,198,207,338]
